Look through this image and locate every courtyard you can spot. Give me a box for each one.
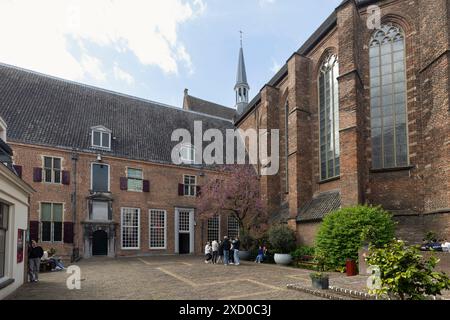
[7,255,337,300]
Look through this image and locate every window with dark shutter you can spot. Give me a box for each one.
[33,167,42,182]
[63,222,74,244]
[120,177,128,191]
[178,183,184,196]
[62,171,70,185]
[143,180,150,193]
[13,165,22,178]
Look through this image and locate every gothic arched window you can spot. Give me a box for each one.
[319,54,340,180]
[370,24,408,169]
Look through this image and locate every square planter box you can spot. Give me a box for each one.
[311,277,329,290]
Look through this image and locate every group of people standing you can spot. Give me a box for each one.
[204,236,241,266]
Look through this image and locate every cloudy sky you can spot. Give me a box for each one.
[0,0,342,108]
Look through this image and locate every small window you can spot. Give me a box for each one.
[121,208,140,250]
[91,127,111,150]
[149,209,166,249]
[183,175,196,196]
[40,203,63,242]
[127,168,143,192]
[43,156,62,184]
[92,163,110,192]
[180,145,195,164]
[91,201,109,221]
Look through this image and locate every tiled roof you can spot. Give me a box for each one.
[184,94,236,120]
[296,190,341,223]
[0,64,234,166]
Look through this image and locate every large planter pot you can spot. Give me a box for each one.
[311,277,329,290]
[274,253,292,265]
[238,250,251,261]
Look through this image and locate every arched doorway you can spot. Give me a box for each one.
[92,230,108,256]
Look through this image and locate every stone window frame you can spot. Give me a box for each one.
[39,202,64,243]
[91,162,110,193]
[149,209,167,250]
[183,174,197,197]
[318,53,340,181]
[369,23,409,170]
[126,167,143,192]
[120,207,140,250]
[42,155,62,184]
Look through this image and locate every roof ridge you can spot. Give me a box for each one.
[187,94,234,110]
[0,62,233,123]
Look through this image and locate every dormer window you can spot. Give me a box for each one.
[180,144,195,164]
[91,126,111,150]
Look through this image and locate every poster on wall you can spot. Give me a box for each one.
[17,229,24,263]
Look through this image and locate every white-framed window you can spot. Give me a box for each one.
[318,54,340,181]
[227,216,239,239]
[0,202,9,279]
[91,163,110,192]
[207,215,220,242]
[91,126,111,150]
[149,209,167,249]
[369,24,408,169]
[179,210,191,232]
[43,156,62,184]
[121,208,140,250]
[40,203,63,243]
[183,175,196,197]
[127,168,143,192]
[180,144,195,164]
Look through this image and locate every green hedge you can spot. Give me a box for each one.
[315,205,395,270]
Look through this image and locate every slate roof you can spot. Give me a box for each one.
[0,63,234,166]
[184,94,236,121]
[235,0,380,125]
[296,190,341,223]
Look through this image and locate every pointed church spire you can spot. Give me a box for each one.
[235,31,249,115]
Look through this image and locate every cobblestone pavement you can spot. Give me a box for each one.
[7,256,335,300]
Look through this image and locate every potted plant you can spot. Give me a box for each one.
[268,224,296,265]
[310,272,329,290]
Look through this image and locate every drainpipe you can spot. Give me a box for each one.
[71,152,79,261]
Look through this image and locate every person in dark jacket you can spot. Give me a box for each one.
[28,240,44,282]
[217,240,224,264]
[222,236,231,265]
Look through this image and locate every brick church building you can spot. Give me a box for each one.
[0,0,448,260]
[234,0,450,245]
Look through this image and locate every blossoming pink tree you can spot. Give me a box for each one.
[196,165,267,246]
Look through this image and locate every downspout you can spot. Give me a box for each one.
[71,152,79,262]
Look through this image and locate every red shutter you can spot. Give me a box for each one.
[13,165,22,178]
[63,222,74,244]
[29,221,39,242]
[33,167,42,183]
[120,177,128,191]
[62,170,70,185]
[196,186,202,197]
[143,180,150,193]
[178,183,184,196]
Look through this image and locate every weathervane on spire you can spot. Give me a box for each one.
[239,30,243,48]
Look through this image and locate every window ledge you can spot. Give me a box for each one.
[0,278,15,290]
[370,165,415,173]
[318,176,341,184]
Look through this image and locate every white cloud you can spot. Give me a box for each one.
[0,0,205,84]
[113,63,135,86]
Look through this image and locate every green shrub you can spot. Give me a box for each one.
[367,240,450,300]
[315,205,395,270]
[268,224,296,254]
[291,246,315,260]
